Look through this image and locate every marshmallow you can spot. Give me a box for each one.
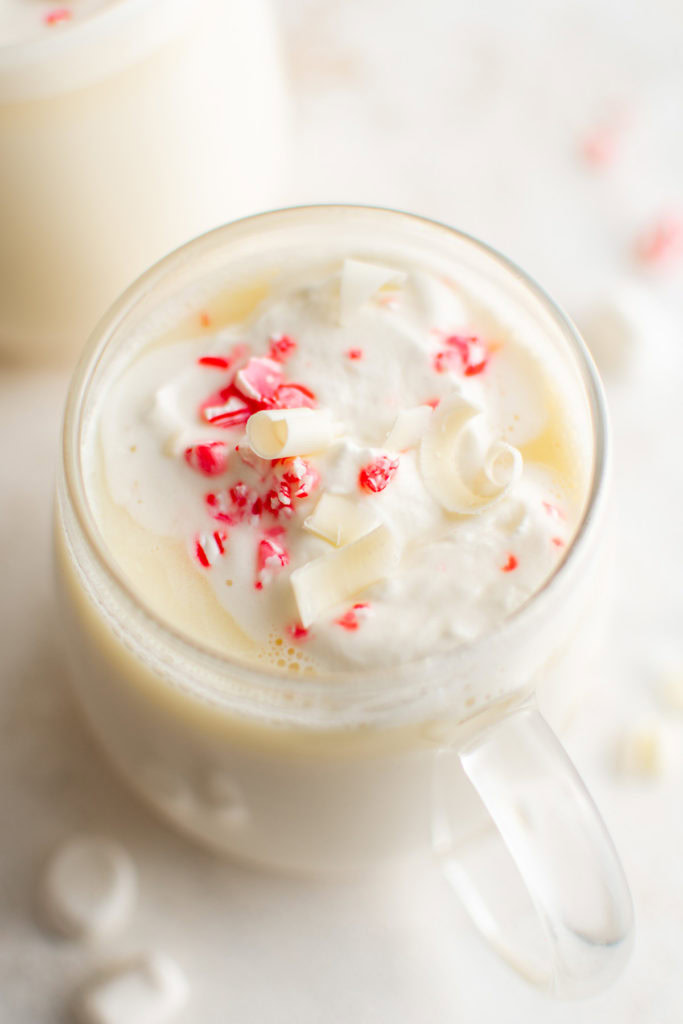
[41,836,136,941]
[304,493,378,547]
[419,394,522,514]
[291,524,398,627]
[338,259,406,325]
[74,954,189,1024]
[246,408,340,459]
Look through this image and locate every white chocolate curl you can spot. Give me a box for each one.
[419,395,522,514]
[338,259,406,325]
[304,493,378,547]
[246,408,340,460]
[384,405,433,451]
[291,524,398,627]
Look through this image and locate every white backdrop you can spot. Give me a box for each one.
[1,0,682,1020]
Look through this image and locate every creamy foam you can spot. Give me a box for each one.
[91,261,587,671]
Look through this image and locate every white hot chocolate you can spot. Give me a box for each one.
[90,259,585,673]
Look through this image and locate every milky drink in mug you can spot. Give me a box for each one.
[55,207,632,996]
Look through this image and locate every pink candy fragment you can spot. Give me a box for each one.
[201,390,252,427]
[44,7,72,25]
[635,215,683,267]
[358,455,399,494]
[195,531,227,568]
[256,535,289,586]
[434,335,488,377]
[235,358,283,402]
[268,335,297,362]
[184,442,229,476]
[273,383,317,409]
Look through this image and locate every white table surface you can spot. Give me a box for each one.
[1,0,682,1021]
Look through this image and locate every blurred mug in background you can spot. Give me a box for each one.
[0,0,288,365]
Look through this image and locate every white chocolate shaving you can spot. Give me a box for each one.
[291,524,398,627]
[304,493,379,547]
[385,405,433,451]
[338,259,406,325]
[246,408,340,459]
[419,394,522,514]
[74,954,189,1024]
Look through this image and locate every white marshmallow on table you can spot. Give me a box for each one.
[579,281,673,376]
[41,835,137,941]
[74,954,189,1024]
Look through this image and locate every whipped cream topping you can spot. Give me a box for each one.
[95,261,581,671]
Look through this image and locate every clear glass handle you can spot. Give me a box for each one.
[433,706,633,998]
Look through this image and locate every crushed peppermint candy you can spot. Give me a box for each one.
[195,531,227,568]
[268,335,297,362]
[335,603,371,631]
[235,357,283,403]
[433,335,488,377]
[256,535,289,586]
[346,348,363,360]
[286,623,309,641]
[358,456,399,494]
[635,215,683,266]
[44,7,72,26]
[501,554,518,572]
[184,442,229,476]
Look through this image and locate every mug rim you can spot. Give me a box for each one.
[61,203,609,704]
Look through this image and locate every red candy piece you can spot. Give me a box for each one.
[205,491,235,524]
[358,455,399,494]
[184,442,229,477]
[335,603,370,631]
[551,537,565,548]
[198,342,249,372]
[201,389,252,428]
[279,457,320,500]
[195,531,227,568]
[197,356,230,369]
[635,215,683,266]
[542,501,565,520]
[273,383,317,409]
[44,7,72,25]
[336,610,360,631]
[286,623,309,641]
[268,334,297,362]
[256,535,289,585]
[235,357,283,402]
[265,482,292,515]
[346,348,363,360]
[434,335,488,377]
[501,554,518,573]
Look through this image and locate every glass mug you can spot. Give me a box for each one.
[54,207,633,998]
[0,0,286,363]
